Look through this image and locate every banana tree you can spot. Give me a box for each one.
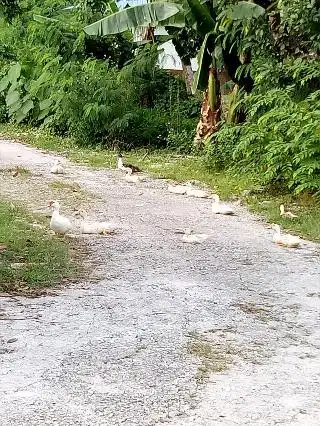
[84,0,265,144]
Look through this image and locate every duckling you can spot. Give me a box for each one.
[49,201,73,235]
[168,184,188,195]
[272,224,300,248]
[186,183,209,198]
[280,204,298,219]
[117,154,141,174]
[181,228,209,244]
[211,194,235,215]
[50,159,65,174]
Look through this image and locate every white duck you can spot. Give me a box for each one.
[186,183,209,198]
[80,221,116,235]
[117,154,141,173]
[272,224,300,248]
[211,194,235,215]
[182,228,209,244]
[280,204,298,219]
[49,201,73,235]
[74,209,117,235]
[50,159,65,174]
[168,184,187,195]
[124,169,146,183]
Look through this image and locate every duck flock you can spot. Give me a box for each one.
[48,155,301,249]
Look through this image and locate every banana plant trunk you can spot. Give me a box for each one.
[182,63,194,94]
[194,67,221,145]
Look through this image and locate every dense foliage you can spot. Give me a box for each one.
[0,0,199,149]
[204,0,320,195]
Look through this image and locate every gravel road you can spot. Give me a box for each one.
[0,139,319,426]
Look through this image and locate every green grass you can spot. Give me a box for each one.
[187,332,231,383]
[0,200,74,293]
[1,123,319,242]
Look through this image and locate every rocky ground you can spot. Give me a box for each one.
[0,139,319,425]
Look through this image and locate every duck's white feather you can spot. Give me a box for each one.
[49,201,73,235]
[168,184,187,195]
[50,160,65,174]
[80,221,116,235]
[186,186,209,198]
[272,224,300,248]
[125,173,145,183]
[211,194,235,215]
[280,204,298,219]
[182,228,209,244]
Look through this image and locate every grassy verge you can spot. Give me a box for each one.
[1,123,319,242]
[0,200,76,294]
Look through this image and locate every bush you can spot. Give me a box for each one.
[206,85,320,194]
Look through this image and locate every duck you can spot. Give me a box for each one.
[168,184,188,195]
[181,228,209,244]
[211,194,235,215]
[272,224,300,248]
[80,221,116,235]
[49,201,73,235]
[280,204,298,219]
[186,183,209,198]
[117,154,141,174]
[50,159,65,174]
[74,209,116,235]
[124,169,146,183]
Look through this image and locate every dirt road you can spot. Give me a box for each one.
[0,139,320,425]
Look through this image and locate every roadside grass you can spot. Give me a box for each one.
[1,123,319,242]
[0,165,31,176]
[187,332,231,384]
[0,200,75,294]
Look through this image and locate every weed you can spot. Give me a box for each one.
[0,200,75,293]
[187,333,231,384]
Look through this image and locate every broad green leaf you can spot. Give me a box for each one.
[15,110,27,124]
[230,1,265,20]
[84,3,182,36]
[21,99,34,115]
[43,115,54,126]
[7,63,21,83]
[39,99,53,111]
[185,0,215,36]
[0,76,9,92]
[37,108,51,121]
[214,44,224,69]
[106,0,119,14]
[8,100,22,114]
[6,91,20,107]
[8,79,19,93]
[192,33,215,93]
[161,11,185,28]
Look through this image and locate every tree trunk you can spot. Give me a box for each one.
[182,63,194,94]
[194,68,221,146]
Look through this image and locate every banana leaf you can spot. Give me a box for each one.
[192,32,215,93]
[84,3,182,36]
